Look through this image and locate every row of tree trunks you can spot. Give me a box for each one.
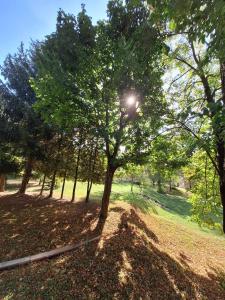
[0,174,6,192]
[19,157,33,194]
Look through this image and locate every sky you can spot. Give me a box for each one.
[0,0,108,66]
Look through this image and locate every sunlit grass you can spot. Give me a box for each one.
[17,179,225,238]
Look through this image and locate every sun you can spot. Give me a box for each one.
[126,95,136,106]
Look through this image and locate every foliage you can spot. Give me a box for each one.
[148,0,225,231]
[0,44,52,170]
[148,134,187,192]
[183,150,222,229]
[33,1,165,168]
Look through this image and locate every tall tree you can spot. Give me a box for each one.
[148,0,225,232]
[0,44,49,194]
[33,1,165,221]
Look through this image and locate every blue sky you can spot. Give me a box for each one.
[0,0,108,66]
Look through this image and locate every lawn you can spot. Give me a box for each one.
[20,178,223,237]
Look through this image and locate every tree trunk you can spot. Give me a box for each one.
[85,179,92,203]
[71,175,78,202]
[85,145,97,203]
[218,62,225,233]
[0,174,6,192]
[131,176,134,193]
[71,147,81,203]
[40,174,46,196]
[219,173,225,233]
[189,180,192,189]
[216,139,225,233]
[48,170,57,198]
[99,164,116,221]
[60,172,66,199]
[157,178,162,192]
[169,178,172,192]
[19,157,33,194]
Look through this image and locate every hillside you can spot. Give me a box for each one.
[0,191,225,299]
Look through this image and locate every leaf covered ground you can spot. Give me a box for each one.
[0,192,225,299]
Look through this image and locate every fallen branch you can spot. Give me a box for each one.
[0,235,101,271]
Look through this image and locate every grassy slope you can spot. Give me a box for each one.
[26,179,223,238]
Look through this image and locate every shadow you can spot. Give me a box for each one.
[92,190,157,214]
[5,180,39,192]
[207,267,225,292]
[70,209,225,299]
[0,193,101,261]
[167,187,187,197]
[144,187,192,218]
[0,201,224,299]
[119,208,159,243]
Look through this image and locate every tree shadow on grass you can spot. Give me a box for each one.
[5,180,38,192]
[0,193,101,261]
[82,208,224,299]
[0,204,224,299]
[92,190,157,214]
[144,187,192,218]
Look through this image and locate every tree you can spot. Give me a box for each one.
[0,44,50,194]
[147,135,187,192]
[78,138,105,202]
[0,85,20,191]
[182,149,221,228]
[148,0,225,232]
[0,147,18,192]
[33,1,165,221]
[85,0,165,220]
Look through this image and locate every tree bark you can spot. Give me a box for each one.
[85,145,98,203]
[157,178,162,193]
[19,157,33,194]
[48,170,57,198]
[130,176,134,193]
[60,172,66,199]
[0,174,6,192]
[40,173,46,196]
[71,147,81,203]
[216,139,225,232]
[99,164,116,221]
[169,178,172,192]
[85,179,92,203]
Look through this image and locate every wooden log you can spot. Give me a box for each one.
[0,235,101,271]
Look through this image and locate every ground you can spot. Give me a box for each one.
[0,180,225,299]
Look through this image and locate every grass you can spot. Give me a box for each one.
[25,178,224,237]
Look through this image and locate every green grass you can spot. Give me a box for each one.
[17,178,225,238]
